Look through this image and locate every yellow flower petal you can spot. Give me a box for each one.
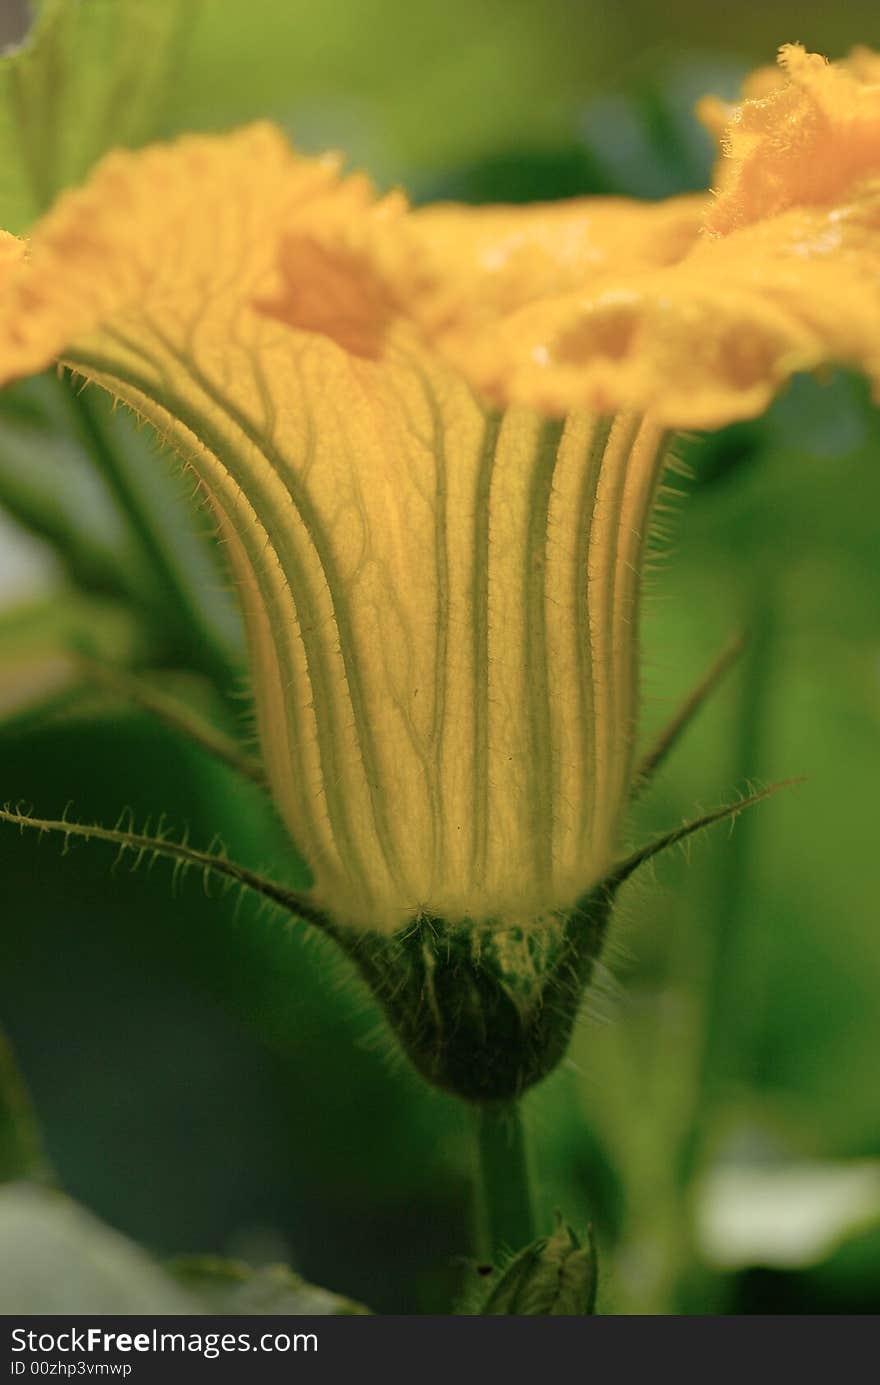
[407,193,705,334]
[397,47,880,428]
[431,183,880,430]
[0,230,25,285]
[255,177,408,359]
[696,57,796,150]
[698,45,880,190]
[707,43,880,235]
[0,127,659,931]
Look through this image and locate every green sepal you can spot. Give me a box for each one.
[332,782,788,1102]
[332,888,613,1103]
[631,630,745,798]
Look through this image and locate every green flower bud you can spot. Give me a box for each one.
[480,1219,598,1315]
[334,884,613,1103]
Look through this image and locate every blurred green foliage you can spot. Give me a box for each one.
[1,0,879,1314]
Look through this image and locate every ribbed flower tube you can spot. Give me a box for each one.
[63,328,665,931]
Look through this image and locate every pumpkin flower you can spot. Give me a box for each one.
[0,44,875,1098]
[0,136,693,939]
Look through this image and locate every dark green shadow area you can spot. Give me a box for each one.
[0,711,470,1313]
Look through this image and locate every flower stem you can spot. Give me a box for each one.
[473,1101,535,1264]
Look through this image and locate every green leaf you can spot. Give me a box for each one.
[0,372,243,686]
[61,380,243,684]
[0,594,138,731]
[73,656,266,787]
[0,7,243,693]
[0,376,144,603]
[0,0,199,233]
[169,1255,369,1315]
[0,1183,198,1312]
